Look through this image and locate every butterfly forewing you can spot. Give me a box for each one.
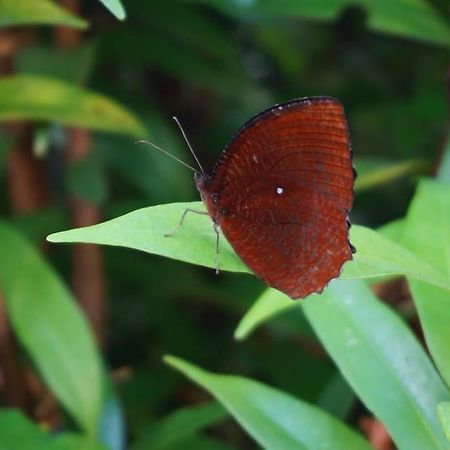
[200,97,354,299]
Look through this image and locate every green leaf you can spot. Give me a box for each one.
[47,202,450,291]
[361,0,450,47]
[193,0,450,47]
[154,433,237,450]
[303,279,450,450]
[67,153,107,205]
[48,202,248,273]
[132,402,227,450]
[0,410,106,450]
[234,288,294,340]
[354,158,429,192]
[0,0,88,29]
[317,372,356,420]
[436,402,450,443]
[437,135,450,182]
[0,222,104,435]
[403,180,450,276]
[165,356,372,450]
[402,180,450,387]
[343,225,448,289]
[97,0,126,20]
[17,44,96,85]
[0,75,145,138]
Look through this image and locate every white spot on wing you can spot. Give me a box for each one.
[253,154,258,163]
[276,187,284,195]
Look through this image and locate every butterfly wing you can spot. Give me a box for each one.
[202,97,354,299]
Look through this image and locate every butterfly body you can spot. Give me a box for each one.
[195,97,355,299]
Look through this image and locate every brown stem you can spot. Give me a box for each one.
[6,125,49,214]
[360,417,394,450]
[55,1,106,345]
[63,118,106,345]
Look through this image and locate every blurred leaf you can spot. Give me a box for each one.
[317,372,356,420]
[156,433,236,450]
[343,225,448,288]
[403,180,450,275]
[102,31,244,95]
[354,158,429,192]
[191,0,450,47]
[54,434,108,450]
[0,410,106,450]
[436,402,450,443]
[97,109,193,202]
[0,0,88,29]
[303,279,450,450]
[165,356,372,450]
[17,44,96,84]
[12,208,67,243]
[234,288,293,340]
[437,135,450,182]
[0,75,145,137]
[0,222,104,435]
[377,218,405,241]
[97,0,126,20]
[138,0,240,70]
[47,202,450,292]
[98,382,125,450]
[67,152,107,205]
[402,180,450,387]
[132,402,227,450]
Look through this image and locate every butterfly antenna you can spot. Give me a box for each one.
[173,116,205,174]
[135,140,199,174]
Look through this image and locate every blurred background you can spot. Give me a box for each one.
[0,0,449,448]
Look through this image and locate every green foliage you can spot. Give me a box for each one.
[188,0,450,47]
[97,0,126,20]
[0,222,104,435]
[0,410,107,450]
[166,356,372,450]
[0,75,145,137]
[2,0,450,449]
[304,279,450,449]
[0,0,88,29]
[132,402,227,450]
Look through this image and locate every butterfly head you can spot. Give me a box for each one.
[194,172,211,194]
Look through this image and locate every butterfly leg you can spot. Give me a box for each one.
[164,208,208,237]
[213,222,220,274]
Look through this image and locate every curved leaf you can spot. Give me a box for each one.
[0,0,87,29]
[402,180,450,387]
[48,202,248,273]
[234,288,294,340]
[132,402,227,450]
[97,0,126,20]
[436,402,450,443]
[47,202,449,291]
[0,75,145,137]
[354,158,429,192]
[0,221,103,435]
[303,279,450,450]
[343,225,448,289]
[165,356,372,450]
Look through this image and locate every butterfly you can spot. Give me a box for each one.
[144,97,355,299]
